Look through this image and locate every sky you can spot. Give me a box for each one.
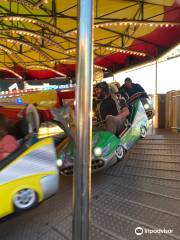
[105,56,180,94]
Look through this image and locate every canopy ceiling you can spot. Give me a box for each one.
[0,0,179,79]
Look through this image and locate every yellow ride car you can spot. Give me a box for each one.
[0,136,59,219]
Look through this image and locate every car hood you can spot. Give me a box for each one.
[58,130,120,166]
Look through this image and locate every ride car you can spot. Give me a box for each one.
[0,135,59,219]
[56,97,149,175]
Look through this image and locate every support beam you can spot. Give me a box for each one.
[124,0,174,7]
[155,60,158,95]
[99,26,162,49]
[52,0,57,26]
[140,0,144,20]
[73,0,94,239]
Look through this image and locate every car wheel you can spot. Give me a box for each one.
[115,145,125,161]
[140,126,147,138]
[13,188,38,211]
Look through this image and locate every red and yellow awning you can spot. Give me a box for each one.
[0,0,179,79]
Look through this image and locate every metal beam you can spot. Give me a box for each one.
[140,0,144,20]
[99,26,162,48]
[98,3,138,18]
[123,0,174,7]
[122,7,140,46]
[52,0,57,26]
[58,4,77,14]
[73,0,94,238]
[155,59,158,95]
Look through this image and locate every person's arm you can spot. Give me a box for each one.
[117,98,130,118]
[118,106,129,118]
[2,152,10,159]
[17,108,24,118]
[0,135,18,159]
[136,84,148,97]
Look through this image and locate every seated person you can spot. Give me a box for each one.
[119,77,148,99]
[0,113,19,161]
[95,81,130,135]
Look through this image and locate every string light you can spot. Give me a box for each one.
[0,67,23,79]
[57,59,107,71]
[65,20,179,36]
[94,65,107,71]
[33,0,49,8]
[0,45,11,54]
[0,37,52,61]
[95,20,179,28]
[0,45,25,66]
[1,16,62,36]
[65,46,146,57]
[103,47,146,56]
[0,29,64,50]
[26,65,67,77]
[59,59,76,64]
[6,0,48,9]
[66,48,76,54]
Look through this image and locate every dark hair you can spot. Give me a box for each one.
[125,77,132,83]
[96,81,109,94]
[0,113,8,137]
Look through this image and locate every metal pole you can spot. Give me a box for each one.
[73,0,94,238]
[153,60,158,130]
[155,60,158,96]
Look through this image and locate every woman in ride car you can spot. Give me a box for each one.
[0,113,18,161]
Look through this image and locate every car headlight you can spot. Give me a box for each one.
[144,103,149,110]
[57,159,63,167]
[94,147,102,157]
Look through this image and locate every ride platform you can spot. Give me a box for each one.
[0,129,180,240]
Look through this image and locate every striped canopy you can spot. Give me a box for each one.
[0,0,179,79]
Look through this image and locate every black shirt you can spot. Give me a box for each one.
[120,83,148,98]
[98,95,127,121]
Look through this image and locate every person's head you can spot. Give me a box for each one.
[124,77,133,89]
[109,83,119,94]
[114,82,121,89]
[0,113,8,138]
[95,81,110,99]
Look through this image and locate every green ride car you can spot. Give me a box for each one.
[55,96,149,176]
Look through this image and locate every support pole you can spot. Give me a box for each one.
[155,60,158,96]
[153,60,158,129]
[72,0,94,238]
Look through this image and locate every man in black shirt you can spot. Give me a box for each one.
[120,77,148,99]
[95,82,129,135]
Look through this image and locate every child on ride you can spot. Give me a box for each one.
[0,113,18,161]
